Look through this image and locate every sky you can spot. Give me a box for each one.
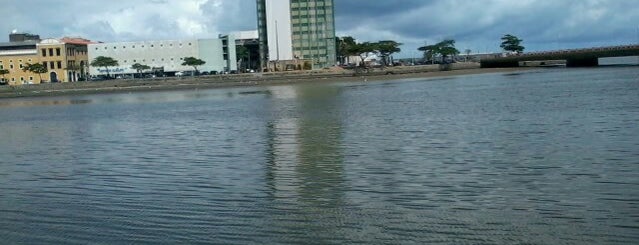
[1,0,638,57]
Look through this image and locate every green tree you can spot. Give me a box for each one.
[418,39,459,64]
[351,42,377,67]
[22,63,48,83]
[337,36,357,64]
[131,63,151,78]
[374,40,402,66]
[500,34,524,54]
[90,56,119,78]
[181,57,206,74]
[0,69,8,85]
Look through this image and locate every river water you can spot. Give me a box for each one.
[1,67,638,244]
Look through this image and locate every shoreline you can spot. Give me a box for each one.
[0,65,536,99]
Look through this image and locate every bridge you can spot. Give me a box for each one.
[480,44,639,68]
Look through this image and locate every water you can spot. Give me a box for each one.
[1,67,638,244]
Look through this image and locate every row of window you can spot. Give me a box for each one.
[95,43,193,51]
[42,48,61,57]
[120,57,185,64]
[0,59,33,64]
[0,60,66,71]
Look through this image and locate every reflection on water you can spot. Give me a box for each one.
[0,67,638,244]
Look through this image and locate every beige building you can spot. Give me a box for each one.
[0,34,91,85]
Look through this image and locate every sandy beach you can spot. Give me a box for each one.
[0,64,534,99]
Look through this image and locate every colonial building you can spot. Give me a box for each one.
[88,36,236,77]
[0,33,91,85]
[257,0,336,70]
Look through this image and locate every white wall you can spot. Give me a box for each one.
[265,0,293,61]
[88,38,233,75]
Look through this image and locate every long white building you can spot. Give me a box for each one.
[88,36,236,76]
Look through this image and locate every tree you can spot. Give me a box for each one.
[418,44,437,64]
[90,56,119,78]
[22,63,48,83]
[181,57,206,74]
[464,49,472,62]
[500,34,524,54]
[374,40,402,66]
[337,36,357,64]
[131,63,151,78]
[418,39,459,64]
[0,69,8,85]
[351,42,377,68]
[236,46,249,72]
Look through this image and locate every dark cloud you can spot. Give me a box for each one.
[1,0,637,56]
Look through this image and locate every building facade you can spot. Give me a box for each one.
[257,0,336,70]
[0,34,90,85]
[88,36,236,77]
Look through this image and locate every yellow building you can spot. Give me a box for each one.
[0,35,91,86]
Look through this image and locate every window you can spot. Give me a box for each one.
[28,59,32,62]
[104,47,107,50]
[56,48,61,56]
[114,46,117,49]
[151,45,154,47]
[42,62,47,67]
[123,46,126,49]
[42,49,47,57]
[11,78,15,82]
[132,45,136,48]
[95,48,98,50]
[49,62,55,69]
[49,48,54,56]
[0,65,3,69]
[29,76,33,81]
[57,61,62,69]
[9,64,13,69]
[20,77,24,81]
[19,64,23,69]
[188,43,192,46]
[133,60,136,62]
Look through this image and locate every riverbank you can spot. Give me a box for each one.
[0,63,533,99]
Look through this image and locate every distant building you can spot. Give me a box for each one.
[0,34,91,85]
[88,36,236,77]
[231,30,260,72]
[257,0,336,70]
[9,33,40,42]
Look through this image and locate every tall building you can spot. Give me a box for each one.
[257,0,336,70]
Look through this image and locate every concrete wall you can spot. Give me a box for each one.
[89,38,233,75]
[265,0,293,61]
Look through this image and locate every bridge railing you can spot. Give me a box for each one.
[518,44,639,57]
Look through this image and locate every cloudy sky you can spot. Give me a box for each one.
[1,0,637,57]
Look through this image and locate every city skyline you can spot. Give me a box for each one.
[1,0,638,57]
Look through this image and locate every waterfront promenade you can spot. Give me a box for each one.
[0,63,525,99]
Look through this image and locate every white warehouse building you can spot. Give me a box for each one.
[88,36,236,76]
